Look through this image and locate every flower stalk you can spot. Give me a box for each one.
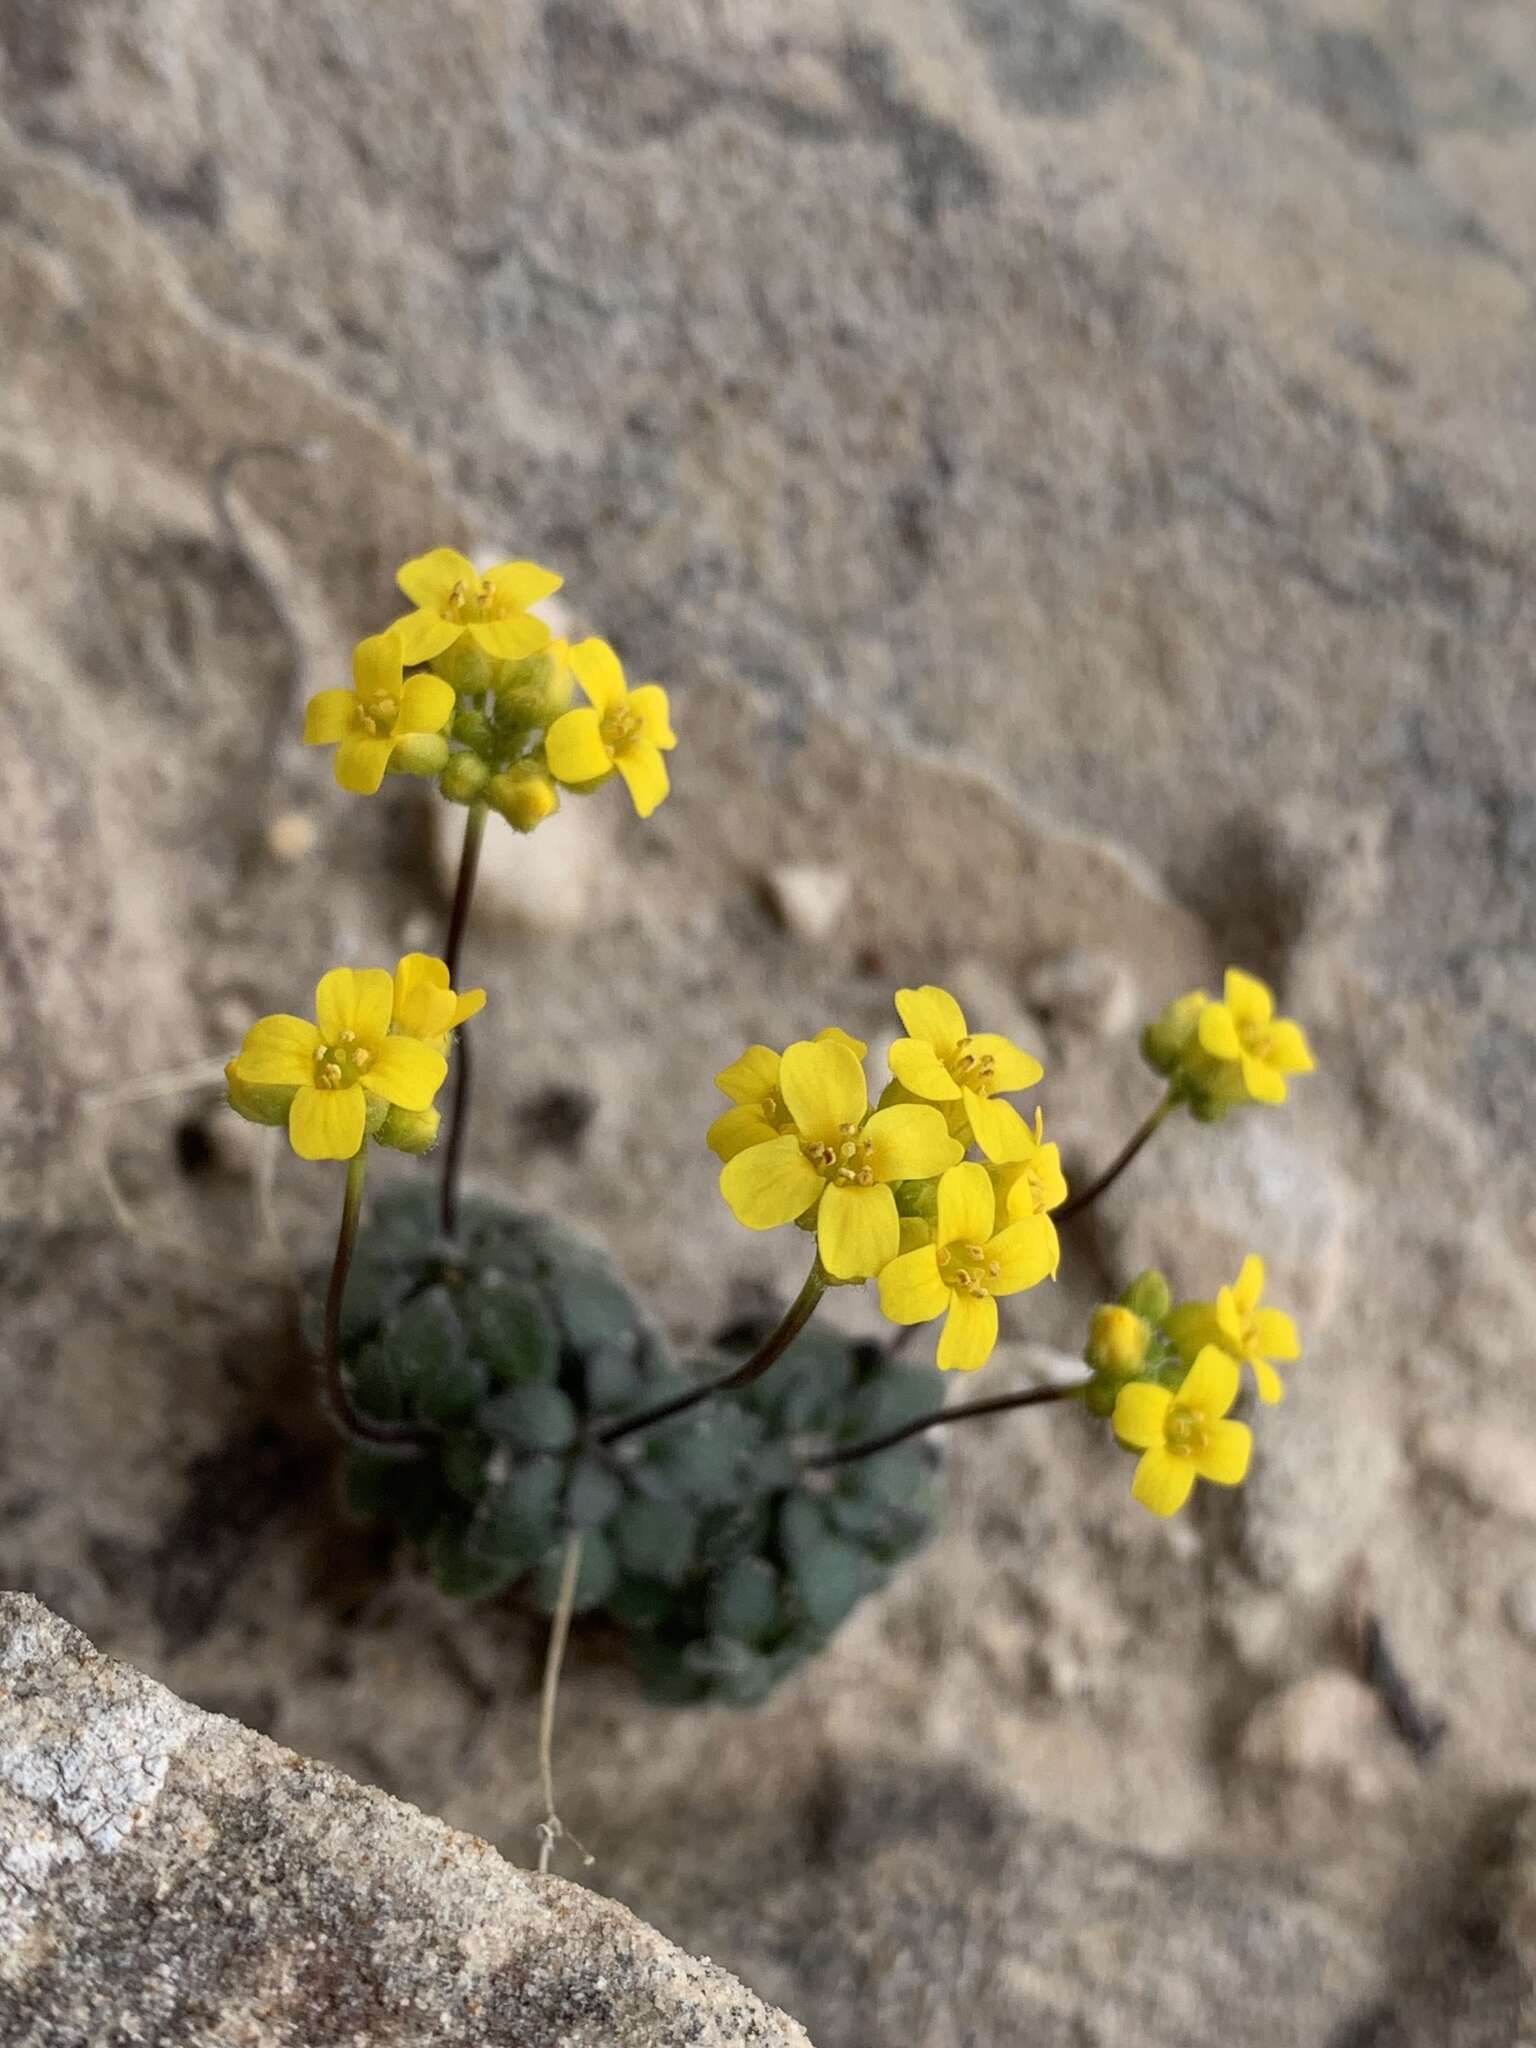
[439,799,488,1239]
[1056,1095,1173,1223]
[804,1378,1085,1472]
[322,1149,433,1453]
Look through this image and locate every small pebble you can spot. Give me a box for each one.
[1025,949,1137,1043]
[265,811,318,863]
[765,865,850,943]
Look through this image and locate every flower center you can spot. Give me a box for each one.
[804,1122,876,1188]
[354,692,399,738]
[1165,1406,1211,1457]
[600,703,643,758]
[935,1238,999,1298]
[445,576,502,624]
[947,1035,998,1097]
[1240,1025,1273,1061]
[312,1029,372,1091]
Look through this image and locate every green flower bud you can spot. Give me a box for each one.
[485,762,560,833]
[439,752,491,805]
[492,650,573,734]
[431,637,494,696]
[452,707,494,754]
[1080,1377,1119,1420]
[387,732,452,778]
[225,1061,294,1128]
[1141,990,1208,1078]
[1085,1303,1151,1381]
[1120,1269,1171,1323]
[375,1103,441,1155]
[892,1177,939,1223]
[363,1091,391,1138]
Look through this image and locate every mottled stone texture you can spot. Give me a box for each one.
[4,1,1536,2043]
[0,1596,810,2048]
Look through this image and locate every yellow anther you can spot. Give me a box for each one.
[856,1168,874,1187]
[988,1260,1000,1278]
[966,1244,985,1262]
[840,1141,858,1161]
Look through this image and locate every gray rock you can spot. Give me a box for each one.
[1024,947,1139,1044]
[0,1595,811,2048]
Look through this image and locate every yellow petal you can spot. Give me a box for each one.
[936,1162,995,1246]
[389,609,462,665]
[815,1026,868,1059]
[396,546,476,611]
[707,1104,780,1163]
[720,1135,823,1230]
[363,1035,448,1111]
[714,1044,781,1106]
[1194,1418,1252,1485]
[545,707,613,785]
[1240,1052,1287,1105]
[1197,1003,1243,1062]
[864,1105,964,1183]
[1164,1303,1221,1365]
[568,636,627,713]
[779,1039,867,1143]
[288,1082,366,1162]
[1266,1020,1315,1074]
[1174,1344,1240,1420]
[887,1038,962,1101]
[936,1290,998,1372]
[1248,1357,1286,1406]
[1213,1286,1244,1349]
[894,985,966,1055]
[1112,1381,1172,1449]
[963,1034,1043,1093]
[615,740,670,819]
[1029,1142,1069,1213]
[315,967,393,1046]
[1224,967,1274,1028]
[303,689,356,745]
[352,630,403,699]
[235,1013,321,1087]
[398,673,456,736]
[483,559,564,610]
[627,683,677,750]
[451,987,486,1027]
[1252,1307,1300,1361]
[468,615,551,660]
[393,952,449,1021]
[818,1182,899,1280]
[987,1215,1058,1293]
[1132,1446,1196,1518]
[967,1093,1037,1165]
[1233,1253,1265,1313]
[877,1246,948,1324]
[334,733,394,795]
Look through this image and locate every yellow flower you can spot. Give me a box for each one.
[1165,1253,1299,1406]
[1142,988,1209,1078]
[888,985,1043,1161]
[719,1036,961,1280]
[545,639,677,819]
[1112,1345,1253,1517]
[986,1108,1067,1275]
[878,1162,1057,1371]
[1195,968,1315,1106]
[388,546,560,665]
[707,1029,868,1163]
[233,967,447,1162]
[391,953,486,1054]
[303,632,456,796]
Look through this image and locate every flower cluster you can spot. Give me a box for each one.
[1143,967,1314,1118]
[1077,1256,1301,1515]
[227,955,481,1161]
[714,985,1063,1372]
[302,547,678,828]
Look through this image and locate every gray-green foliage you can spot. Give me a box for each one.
[328,1186,941,1705]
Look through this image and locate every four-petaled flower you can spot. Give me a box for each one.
[888,985,1043,1161]
[986,1108,1068,1276]
[878,1162,1057,1371]
[389,547,560,665]
[719,1037,962,1280]
[707,1029,867,1163]
[233,968,447,1162]
[545,639,677,819]
[303,632,456,796]
[1196,968,1315,1106]
[1165,1253,1299,1405]
[1112,1344,1252,1516]
[392,953,486,1054]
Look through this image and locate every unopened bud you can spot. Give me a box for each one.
[439,752,491,805]
[486,762,560,833]
[1086,1303,1151,1380]
[375,1103,441,1155]
[224,1060,295,1128]
[431,638,494,696]
[1121,1269,1171,1324]
[387,732,451,778]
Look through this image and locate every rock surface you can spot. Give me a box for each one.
[0,1595,809,2048]
[4,1,1536,2042]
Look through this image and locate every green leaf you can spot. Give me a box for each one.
[565,1454,625,1528]
[777,1493,830,1572]
[647,1409,762,1505]
[839,1367,939,1443]
[440,1431,493,1503]
[347,1336,408,1424]
[432,1525,522,1600]
[386,1286,483,1426]
[459,1276,559,1386]
[541,1241,639,1351]
[790,1534,872,1634]
[611,1495,698,1587]
[581,1339,643,1413]
[705,1557,780,1645]
[481,1383,578,1453]
[605,1576,676,1631]
[473,1459,564,1565]
[681,1635,776,1706]
[531,1532,617,1614]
